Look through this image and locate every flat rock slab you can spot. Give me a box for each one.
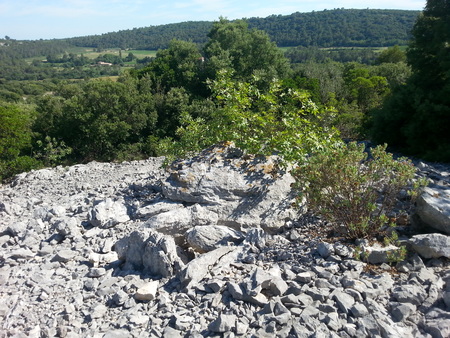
[178,246,236,289]
[186,225,244,253]
[135,281,159,301]
[408,233,450,259]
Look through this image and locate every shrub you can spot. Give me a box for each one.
[156,69,340,164]
[291,142,425,240]
[0,156,42,182]
[0,101,42,182]
[34,136,72,167]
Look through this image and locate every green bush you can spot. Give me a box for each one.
[0,156,42,182]
[291,142,425,240]
[0,101,43,182]
[33,136,72,167]
[156,69,340,163]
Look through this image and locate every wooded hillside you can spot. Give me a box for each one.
[65,9,420,50]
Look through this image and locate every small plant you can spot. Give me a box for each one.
[292,142,426,240]
[353,245,364,261]
[34,136,72,167]
[384,231,407,264]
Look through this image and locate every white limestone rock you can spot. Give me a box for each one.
[185,225,244,253]
[416,186,450,234]
[135,200,183,219]
[161,143,298,233]
[115,228,185,277]
[87,198,130,228]
[408,233,450,259]
[135,281,159,301]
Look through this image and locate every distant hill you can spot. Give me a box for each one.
[65,9,421,50]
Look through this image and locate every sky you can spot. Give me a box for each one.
[1,0,427,41]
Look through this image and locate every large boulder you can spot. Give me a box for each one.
[415,186,450,235]
[185,225,244,253]
[114,228,186,277]
[87,198,130,228]
[160,143,299,234]
[408,233,450,259]
[144,204,219,242]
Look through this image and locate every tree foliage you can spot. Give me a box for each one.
[371,0,450,161]
[137,40,205,95]
[33,77,157,162]
[155,70,339,163]
[293,61,397,139]
[285,47,378,65]
[375,45,406,64]
[204,18,290,87]
[0,101,41,181]
[64,9,419,50]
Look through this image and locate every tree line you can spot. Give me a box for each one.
[65,9,419,50]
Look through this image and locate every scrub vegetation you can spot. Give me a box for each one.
[2,3,446,243]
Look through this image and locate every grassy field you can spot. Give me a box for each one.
[66,48,158,59]
[127,49,158,57]
[29,46,400,64]
[25,48,158,63]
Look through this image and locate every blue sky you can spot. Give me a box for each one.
[1,0,426,40]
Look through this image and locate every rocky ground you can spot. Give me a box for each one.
[1,144,450,338]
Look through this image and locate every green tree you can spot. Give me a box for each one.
[345,72,390,114]
[156,70,339,163]
[294,61,345,104]
[371,0,450,161]
[137,39,205,95]
[0,101,41,181]
[153,87,191,137]
[34,77,157,162]
[204,18,290,88]
[125,52,136,62]
[372,62,411,88]
[375,45,406,64]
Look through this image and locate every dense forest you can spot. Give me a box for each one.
[1,3,449,188]
[66,9,419,50]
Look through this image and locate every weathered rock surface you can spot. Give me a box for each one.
[135,280,159,301]
[408,233,450,259]
[115,228,186,277]
[185,224,244,252]
[87,198,130,228]
[0,146,450,337]
[416,186,450,235]
[161,143,298,233]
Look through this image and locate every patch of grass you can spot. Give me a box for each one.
[25,48,157,63]
[127,49,158,58]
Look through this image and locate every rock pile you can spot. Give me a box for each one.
[1,143,450,337]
